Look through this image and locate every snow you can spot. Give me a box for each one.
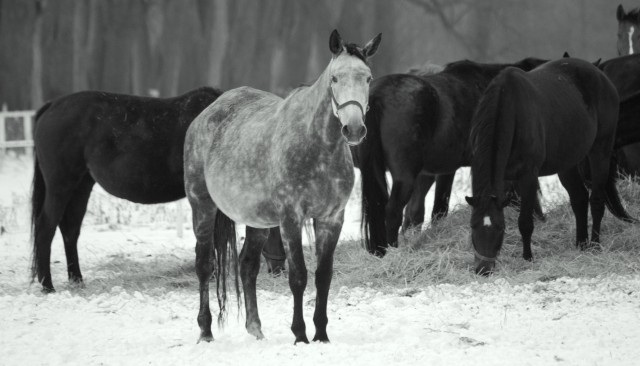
[1,156,638,366]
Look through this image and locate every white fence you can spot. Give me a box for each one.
[0,107,187,237]
[0,106,35,157]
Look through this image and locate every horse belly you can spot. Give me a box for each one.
[206,174,279,228]
[88,158,184,204]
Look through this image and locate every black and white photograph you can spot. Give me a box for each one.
[1,1,640,364]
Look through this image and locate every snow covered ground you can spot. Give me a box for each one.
[1,156,638,366]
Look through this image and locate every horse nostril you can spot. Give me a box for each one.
[341,125,350,137]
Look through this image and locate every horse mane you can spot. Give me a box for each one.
[469,77,508,197]
[407,62,444,77]
[621,7,640,22]
[343,43,369,64]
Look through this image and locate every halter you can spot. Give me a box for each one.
[473,246,497,263]
[329,84,369,119]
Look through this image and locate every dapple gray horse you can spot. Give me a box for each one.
[184,30,381,344]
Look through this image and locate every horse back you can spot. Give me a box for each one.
[493,59,617,176]
[35,88,221,203]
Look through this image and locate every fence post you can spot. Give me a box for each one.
[24,113,33,159]
[0,104,6,158]
[176,199,184,238]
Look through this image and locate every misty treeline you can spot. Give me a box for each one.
[0,0,628,110]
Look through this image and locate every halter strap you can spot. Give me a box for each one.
[473,247,497,263]
[329,85,369,117]
[469,235,497,263]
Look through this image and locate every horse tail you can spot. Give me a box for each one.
[30,101,51,282]
[359,98,388,255]
[213,209,240,327]
[603,157,637,222]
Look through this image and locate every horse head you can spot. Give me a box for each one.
[617,4,640,56]
[465,195,507,276]
[328,30,381,146]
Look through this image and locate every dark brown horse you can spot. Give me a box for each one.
[612,6,640,176]
[467,57,633,275]
[358,57,548,255]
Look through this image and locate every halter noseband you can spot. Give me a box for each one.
[329,85,369,118]
[469,234,498,263]
[473,246,497,263]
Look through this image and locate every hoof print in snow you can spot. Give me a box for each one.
[459,337,485,347]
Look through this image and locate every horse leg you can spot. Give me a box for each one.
[58,173,95,284]
[279,216,308,344]
[241,226,270,339]
[517,174,539,261]
[312,212,343,343]
[558,167,590,249]
[185,178,217,342]
[402,174,433,231]
[262,227,286,275]
[586,152,610,248]
[432,173,455,221]
[385,180,414,246]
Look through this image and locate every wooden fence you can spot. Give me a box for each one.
[0,105,35,157]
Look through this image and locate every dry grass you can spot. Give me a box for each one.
[296,176,640,293]
[24,176,640,298]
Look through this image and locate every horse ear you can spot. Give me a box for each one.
[617,4,625,21]
[465,196,478,207]
[363,33,382,58]
[562,51,570,58]
[329,29,344,55]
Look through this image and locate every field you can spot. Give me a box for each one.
[1,154,640,365]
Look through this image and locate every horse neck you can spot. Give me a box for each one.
[470,82,513,198]
[283,62,344,152]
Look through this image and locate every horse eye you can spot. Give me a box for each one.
[366,76,372,83]
[331,76,338,83]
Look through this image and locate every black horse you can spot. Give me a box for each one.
[467,57,634,275]
[358,57,547,255]
[599,53,640,176]
[31,88,287,292]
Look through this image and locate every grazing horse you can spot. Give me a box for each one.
[466,57,634,276]
[184,30,381,344]
[358,57,547,255]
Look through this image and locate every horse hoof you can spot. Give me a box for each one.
[294,335,310,345]
[312,335,330,343]
[247,325,265,340]
[197,335,214,343]
[41,286,55,294]
[523,254,534,262]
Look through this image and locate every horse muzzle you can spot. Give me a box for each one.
[341,123,367,145]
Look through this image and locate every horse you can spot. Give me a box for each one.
[466,57,634,276]
[617,4,640,56]
[610,6,640,177]
[596,54,640,177]
[358,57,548,256]
[183,30,381,344]
[31,87,287,292]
